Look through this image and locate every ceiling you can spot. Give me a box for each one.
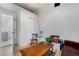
[16,3,54,13]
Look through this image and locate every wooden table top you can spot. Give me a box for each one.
[20,42,53,56]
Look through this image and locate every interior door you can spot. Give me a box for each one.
[0,14,14,56]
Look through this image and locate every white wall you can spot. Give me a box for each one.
[38,3,79,42]
[0,3,39,47]
[0,3,19,12]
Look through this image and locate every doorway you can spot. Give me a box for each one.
[0,7,16,56]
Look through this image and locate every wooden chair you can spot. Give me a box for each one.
[31,39,37,45]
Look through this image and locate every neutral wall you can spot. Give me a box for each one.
[38,3,79,42]
[0,3,39,47]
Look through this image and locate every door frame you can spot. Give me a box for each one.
[0,7,17,55]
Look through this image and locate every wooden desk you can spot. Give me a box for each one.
[20,42,53,56]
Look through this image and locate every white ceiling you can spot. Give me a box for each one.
[16,3,54,13]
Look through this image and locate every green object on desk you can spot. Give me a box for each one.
[46,37,51,44]
[59,39,64,50]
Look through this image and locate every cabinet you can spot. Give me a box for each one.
[18,7,38,47]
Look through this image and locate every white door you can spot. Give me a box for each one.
[0,14,13,56]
